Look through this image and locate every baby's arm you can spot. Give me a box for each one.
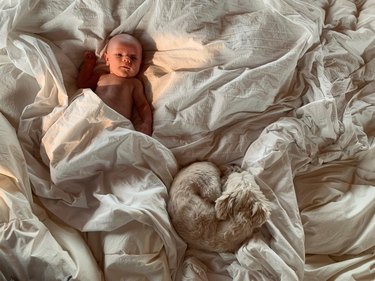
[76,51,101,91]
[133,79,153,136]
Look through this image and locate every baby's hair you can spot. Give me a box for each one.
[98,33,134,59]
[106,33,142,49]
[103,33,143,63]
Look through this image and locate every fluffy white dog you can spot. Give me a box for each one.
[167,161,271,252]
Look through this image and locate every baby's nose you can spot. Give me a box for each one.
[123,56,131,63]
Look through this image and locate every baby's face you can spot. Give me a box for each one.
[105,36,142,78]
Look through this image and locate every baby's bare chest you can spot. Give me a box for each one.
[95,76,136,118]
[97,76,135,100]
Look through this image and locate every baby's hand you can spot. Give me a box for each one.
[137,122,152,136]
[83,50,97,64]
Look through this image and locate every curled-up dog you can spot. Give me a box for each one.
[167,161,271,252]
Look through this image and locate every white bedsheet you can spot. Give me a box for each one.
[1,0,375,280]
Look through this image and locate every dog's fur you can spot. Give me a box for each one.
[167,161,271,252]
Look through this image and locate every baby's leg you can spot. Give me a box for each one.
[76,51,99,90]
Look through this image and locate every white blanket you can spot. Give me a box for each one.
[1,0,375,280]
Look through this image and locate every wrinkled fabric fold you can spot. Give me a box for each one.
[1,0,375,280]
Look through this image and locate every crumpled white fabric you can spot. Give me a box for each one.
[0,113,103,281]
[1,0,375,280]
[3,31,185,280]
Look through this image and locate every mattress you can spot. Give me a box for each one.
[0,0,374,280]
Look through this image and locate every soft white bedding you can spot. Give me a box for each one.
[1,0,375,280]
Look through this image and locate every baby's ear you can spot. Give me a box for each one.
[103,52,110,65]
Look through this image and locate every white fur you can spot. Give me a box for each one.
[167,161,271,252]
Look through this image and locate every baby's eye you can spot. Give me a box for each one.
[114,53,123,58]
[130,55,137,61]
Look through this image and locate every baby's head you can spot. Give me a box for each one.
[104,33,142,78]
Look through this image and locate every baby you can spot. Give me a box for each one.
[77,34,153,135]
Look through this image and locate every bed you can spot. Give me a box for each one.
[1,0,375,280]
